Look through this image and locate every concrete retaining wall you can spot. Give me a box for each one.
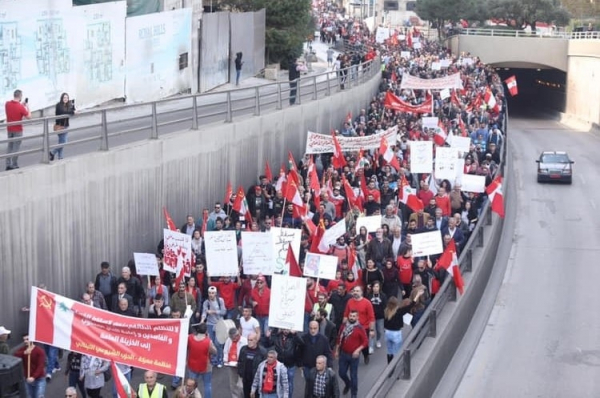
[0,75,381,338]
[566,40,600,127]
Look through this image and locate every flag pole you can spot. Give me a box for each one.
[27,343,31,378]
[314,277,320,297]
[280,197,287,222]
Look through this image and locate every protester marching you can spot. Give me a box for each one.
[4,2,511,398]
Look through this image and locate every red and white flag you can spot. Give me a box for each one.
[399,175,424,212]
[484,89,500,113]
[438,240,465,295]
[288,151,298,172]
[504,75,518,96]
[486,175,505,218]
[309,220,327,254]
[275,166,286,193]
[285,180,304,207]
[162,207,177,231]
[233,186,253,225]
[286,245,303,277]
[28,287,189,376]
[112,361,134,398]
[433,121,448,146]
[331,132,347,169]
[379,135,400,171]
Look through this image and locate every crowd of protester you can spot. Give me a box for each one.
[7,2,507,398]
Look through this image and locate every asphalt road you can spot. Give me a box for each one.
[42,328,404,398]
[453,114,600,397]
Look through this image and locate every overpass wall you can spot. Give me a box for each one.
[566,40,600,127]
[0,76,381,337]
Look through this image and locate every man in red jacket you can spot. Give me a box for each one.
[250,275,271,335]
[342,286,375,364]
[14,334,46,398]
[335,310,368,398]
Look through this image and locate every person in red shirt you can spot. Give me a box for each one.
[187,323,217,398]
[4,89,31,170]
[417,180,435,206]
[397,247,414,298]
[210,274,241,319]
[434,186,452,216]
[335,310,368,398]
[342,286,375,365]
[14,334,46,398]
[250,275,271,335]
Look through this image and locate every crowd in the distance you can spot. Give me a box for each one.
[8,2,507,398]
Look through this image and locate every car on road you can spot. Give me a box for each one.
[536,151,574,184]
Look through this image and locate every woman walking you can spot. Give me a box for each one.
[383,292,423,363]
[79,354,109,398]
[50,93,76,160]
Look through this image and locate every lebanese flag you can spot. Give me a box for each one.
[348,245,359,280]
[331,132,347,169]
[486,175,505,218]
[112,361,134,398]
[264,161,273,182]
[433,121,447,146]
[223,181,233,205]
[399,175,424,212]
[286,245,303,277]
[288,151,298,171]
[438,240,465,295]
[379,135,400,171]
[484,89,499,113]
[310,220,326,253]
[285,180,304,207]
[275,166,286,193]
[233,186,253,225]
[504,75,518,96]
[162,207,177,231]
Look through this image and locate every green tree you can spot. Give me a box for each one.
[220,0,313,66]
[486,0,570,30]
[416,0,486,37]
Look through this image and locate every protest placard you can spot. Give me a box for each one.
[163,229,192,274]
[411,230,444,257]
[133,253,159,276]
[460,174,486,193]
[422,117,439,129]
[303,253,338,280]
[204,231,239,276]
[271,227,302,275]
[269,275,307,332]
[400,51,411,59]
[435,147,459,180]
[242,232,274,275]
[409,141,433,173]
[440,59,451,68]
[455,158,465,185]
[413,42,422,49]
[440,88,450,100]
[356,215,382,233]
[450,136,471,153]
[376,27,390,43]
[431,62,441,71]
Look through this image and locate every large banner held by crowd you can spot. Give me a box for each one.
[204,231,239,276]
[29,287,189,377]
[305,128,397,154]
[268,275,307,332]
[400,73,464,90]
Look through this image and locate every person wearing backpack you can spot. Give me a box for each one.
[202,286,227,367]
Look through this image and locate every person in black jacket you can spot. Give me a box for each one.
[117,266,145,317]
[94,262,117,311]
[383,293,422,363]
[235,52,244,86]
[314,309,337,350]
[304,355,340,398]
[50,92,76,160]
[329,283,351,331]
[288,57,300,105]
[237,333,266,398]
[299,321,332,380]
[264,328,303,398]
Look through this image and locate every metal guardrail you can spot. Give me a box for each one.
[458,28,600,40]
[365,107,509,398]
[0,58,380,168]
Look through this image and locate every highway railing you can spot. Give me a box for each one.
[0,57,380,168]
[366,108,509,398]
[457,28,600,39]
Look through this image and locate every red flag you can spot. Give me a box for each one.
[379,135,400,171]
[201,209,209,237]
[438,239,465,295]
[384,91,433,114]
[504,75,518,96]
[286,245,303,277]
[264,161,273,182]
[162,207,177,231]
[407,32,413,47]
[399,175,424,212]
[232,186,253,227]
[331,132,347,169]
[391,71,397,82]
[224,181,233,205]
[342,174,362,212]
[458,116,467,137]
[485,175,505,218]
[310,220,326,253]
[450,89,461,106]
[285,180,304,207]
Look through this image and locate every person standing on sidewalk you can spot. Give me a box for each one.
[288,58,300,105]
[50,92,76,161]
[235,52,244,86]
[14,334,46,398]
[4,89,31,170]
[335,310,368,398]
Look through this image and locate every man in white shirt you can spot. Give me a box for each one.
[223,328,248,398]
[239,306,261,339]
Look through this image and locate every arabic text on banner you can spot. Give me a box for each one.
[400,73,464,90]
[305,127,398,154]
[268,275,307,332]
